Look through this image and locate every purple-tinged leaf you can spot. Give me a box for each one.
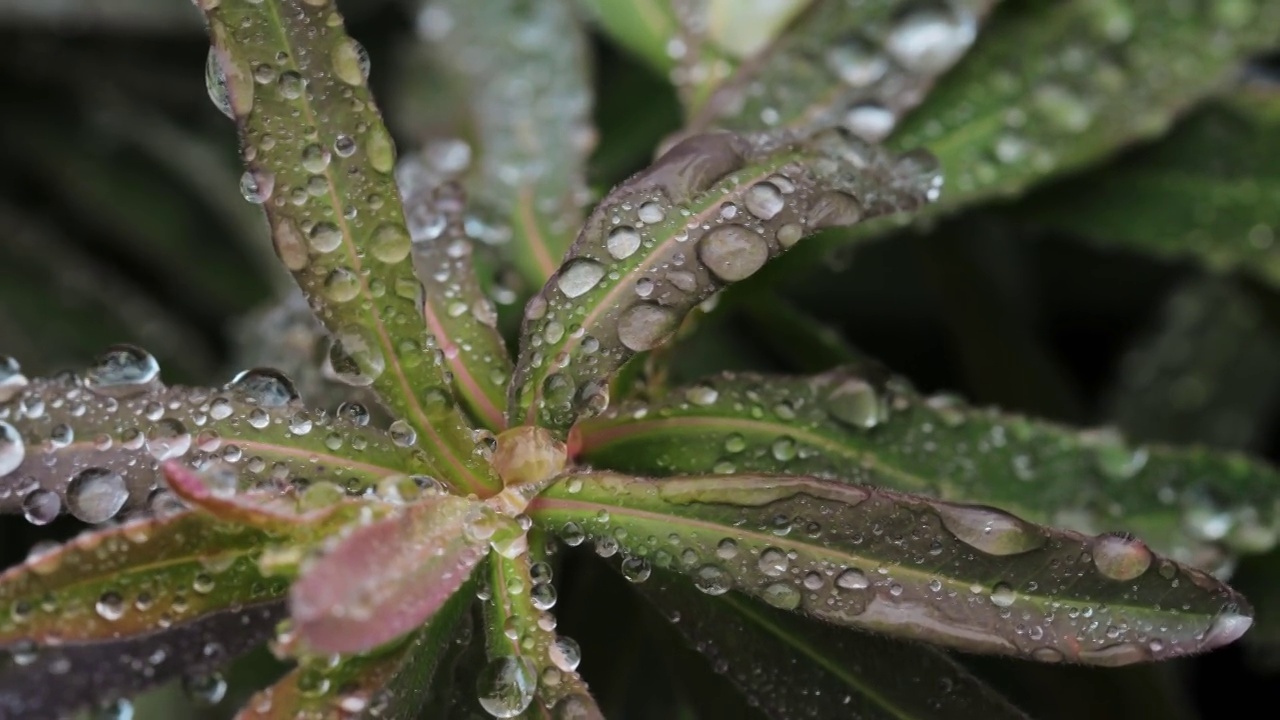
[0,510,278,647]
[419,0,595,288]
[0,377,433,520]
[196,0,500,497]
[530,472,1252,665]
[637,570,1029,720]
[400,171,512,432]
[480,534,604,720]
[290,495,488,655]
[576,366,1280,567]
[0,601,283,720]
[508,129,939,434]
[236,586,474,720]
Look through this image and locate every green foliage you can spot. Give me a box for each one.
[0,1,1278,718]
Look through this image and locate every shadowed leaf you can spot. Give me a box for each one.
[0,376,433,519]
[419,0,595,289]
[575,0,680,75]
[0,510,278,647]
[197,0,500,496]
[1021,87,1280,288]
[531,472,1253,664]
[481,534,604,719]
[399,165,512,432]
[290,495,488,655]
[576,365,1280,565]
[637,569,1030,720]
[0,601,284,719]
[509,128,939,434]
[236,586,474,720]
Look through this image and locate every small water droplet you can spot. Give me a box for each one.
[990,582,1017,608]
[825,37,888,87]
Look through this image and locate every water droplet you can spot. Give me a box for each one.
[1093,433,1149,480]
[693,564,733,595]
[637,203,666,224]
[389,419,417,448]
[825,37,888,87]
[549,636,582,672]
[744,181,785,220]
[825,377,881,428]
[698,225,769,282]
[936,504,1046,556]
[758,547,789,577]
[557,259,606,298]
[843,103,896,142]
[1031,647,1064,663]
[84,345,161,397]
[327,329,386,386]
[204,48,233,119]
[332,38,371,86]
[776,223,803,247]
[183,671,228,706]
[239,169,274,204]
[0,356,28,403]
[370,223,411,263]
[229,368,299,407]
[0,421,25,476]
[323,267,361,302]
[476,656,537,718]
[22,488,60,525]
[836,568,869,590]
[989,582,1016,608]
[620,555,652,583]
[67,468,128,524]
[685,385,719,405]
[617,304,678,352]
[806,190,864,229]
[300,143,331,174]
[761,582,802,610]
[770,437,797,462]
[1092,532,1153,581]
[308,222,343,253]
[606,226,642,260]
[95,591,125,621]
[1033,84,1095,133]
[884,4,977,74]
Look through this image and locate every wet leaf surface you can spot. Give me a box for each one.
[531,471,1252,664]
[577,365,1280,566]
[509,128,939,434]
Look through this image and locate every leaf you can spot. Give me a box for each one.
[1108,278,1280,449]
[635,569,1030,720]
[0,601,284,719]
[197,0,500,496]
[0,509,277,646]
[480,532,604,719]
[575,365,1280,564]
[0,375,432,519]
[530,472,1253,664]
[1020,86,1280,289]
[419,0,595,289]
[399,168,512,432]
[508,128,940,434]
[885,0,1280,216]
[235,585,474,720]
[736,293,866,372]
[575,0,680,75]
[685,0,999,137]
[289,495,489,655]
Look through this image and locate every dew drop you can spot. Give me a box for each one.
[637,203,666,224]
[805,190,864,229]
[621,556,652,583]
[698,225,769,282]
[323,267,361,302]
[606,226,642,260]
[332,38,371,86]
[744,181,785,220]
[936,504,1046,556]
[989,582,1017,608]
[147,418,191,461]
[556,259,606,298]
[67,468,128,524]
[95,591,125,621]
[0,356,28,403]
[239,169,274,204]
[22,488,59,525]
[84,345,161,397]
[308,222,343,253]
[825,377,882,429]
[825,37,889,87]
[617,304,678,352]
[229,368,299,407]
[693,564,733,595]
[0,421,26,476]
[204,48,233,119]
[884,4,977,74]
[1091,532,1153,581]
[843,103,896,142]
[761,582,802,610]
[476,656,537,718]
[758,547,789,577]
[836,567,869,590]
[370,223,412,263]
[549,636,582,672]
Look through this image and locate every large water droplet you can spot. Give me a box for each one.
[0,421,25,476]
[617,304,678,351]
[884,4,977,74]
[698,225,769,282]
[842,103,896,142]
[332,38,371,86]
[0,356,28,403]
[67,468,129,524]
[556,259,606,298]
[230,368,299,407]
[147,418,192,461]
[549,636,582,672]
[239,169,274,204]
[476,656,537,718]
[204,47,233,119]
[744,181,785,220]
[22,488,60,525]
[836,567,869,590]
[606,226,642,260]
[308,222,343,253]
[989,582,1017,608]
[936,504,1046,556]
[761,582,802,610]
[693,564,733,595]
[326,329,386,386]
[758,547,789,577]
[84,345,161,398]
[825,37,889,87]
[1091,532,1153,581]
[825,377,882,428]
[370,223,412,264]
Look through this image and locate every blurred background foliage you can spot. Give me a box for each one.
[0,0,1277,717]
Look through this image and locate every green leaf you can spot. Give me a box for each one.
[886,0,1280,215]
[235,586,474,720]
[575,0,680,75]
[480,532,604,719]
[636,570,1030,719]
[508,129,939,434]
[685,0,998,136]
[197,0,500,496]
[576,365,1280,563]
[0,374,430,519]
[0,509,277,646]
[419,0,595,289]
[400,169,512,432]
[530,472,1252,664]
[1020,87,1280,288]
[289,495,489,655]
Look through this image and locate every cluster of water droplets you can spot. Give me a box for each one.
[696,0,984,141]
[584,364,1279,570]
[555,473,1251,663]
[511,130,938,430]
